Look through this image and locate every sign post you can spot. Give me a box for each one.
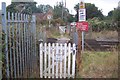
[82,31,84,52]
[78,0,86,52]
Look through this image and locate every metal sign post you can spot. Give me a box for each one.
[82,31,84,52]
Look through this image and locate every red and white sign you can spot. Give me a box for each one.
[76,21,89,31]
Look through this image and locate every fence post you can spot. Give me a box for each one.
[2,2,9,78]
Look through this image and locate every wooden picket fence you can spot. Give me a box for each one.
[39,43,76,78]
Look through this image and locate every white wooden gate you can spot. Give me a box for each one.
[39,43,76,78]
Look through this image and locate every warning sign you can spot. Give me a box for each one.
[76,21,89,31]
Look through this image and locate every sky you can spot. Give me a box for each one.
[0,0,119,16]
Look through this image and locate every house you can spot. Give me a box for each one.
[33,9,53,23]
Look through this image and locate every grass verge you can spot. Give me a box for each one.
[76,51,118,78]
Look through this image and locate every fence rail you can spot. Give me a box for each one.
[2,2,36,78]
[39,43,76,78]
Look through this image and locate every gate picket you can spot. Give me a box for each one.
[52,43,55,78]
[68,43,71,78]
[48,43,51,78]
[40,43,43,78]
[64,43,67,78]
[72,44,76,78]
[44,43,47,78]
[56,43,59,78]
[60,44,62,78]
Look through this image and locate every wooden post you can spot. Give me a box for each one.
[76,0,86,74]
[76,29,82,72]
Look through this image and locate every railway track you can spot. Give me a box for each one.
[85,39,119,51]
[46,38,119,51]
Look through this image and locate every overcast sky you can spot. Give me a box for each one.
[0,0,119,16]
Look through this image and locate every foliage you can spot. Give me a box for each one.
[87,17,115,32]
[74,3,104,20]
[87,17,99,31]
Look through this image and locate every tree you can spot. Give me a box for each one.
[67,14,76,23]
[108,10,114,17]
[53,2,69,22]
[7,1,37,14]
[113,7,120,31]
[74,3,104,20]
[113,8,120,22]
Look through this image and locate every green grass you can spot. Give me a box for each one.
[77,51,118,78]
